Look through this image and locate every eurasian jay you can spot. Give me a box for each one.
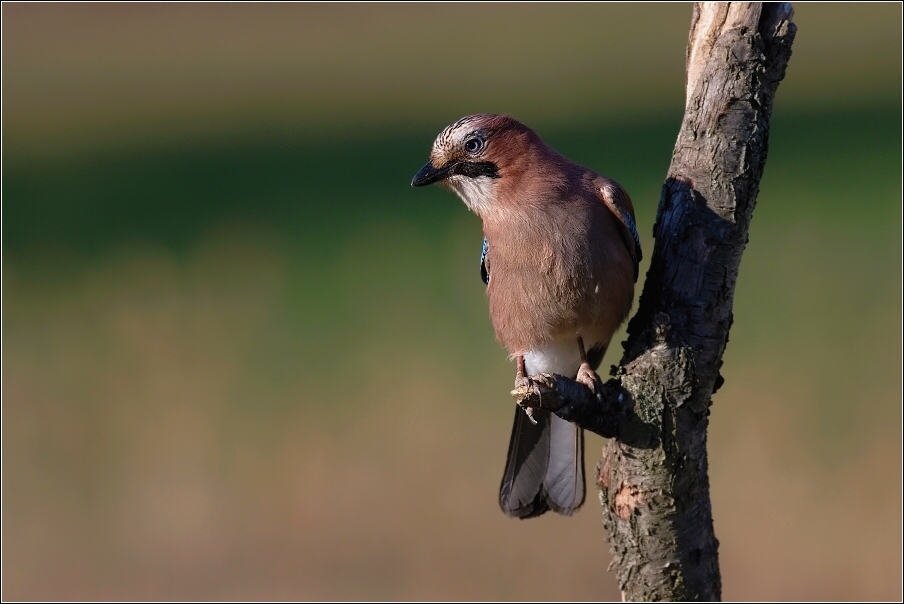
[412,114,641,519]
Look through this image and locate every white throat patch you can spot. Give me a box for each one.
[447,174,495,216]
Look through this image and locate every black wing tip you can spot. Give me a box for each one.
[586,344,608,371]
[623,211,643,282]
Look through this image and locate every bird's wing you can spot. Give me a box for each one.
[595,177,642,281]
[480,236,490,285]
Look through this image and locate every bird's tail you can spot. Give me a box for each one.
[499,406,585,518]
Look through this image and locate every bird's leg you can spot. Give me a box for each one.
[514,354,538,424]
[575,336,603,397]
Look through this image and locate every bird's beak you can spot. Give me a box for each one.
[411,161,454,187]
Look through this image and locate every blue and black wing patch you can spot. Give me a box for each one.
[480,237,490,285]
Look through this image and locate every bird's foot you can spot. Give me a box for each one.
[576,362,603,398]
[575,337,602,398]
[513,373,540,424]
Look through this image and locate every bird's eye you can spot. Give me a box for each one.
[464,137,483,154]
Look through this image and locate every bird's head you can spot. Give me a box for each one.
[411,114,535,216]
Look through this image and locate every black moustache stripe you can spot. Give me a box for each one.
[453,161,500,179]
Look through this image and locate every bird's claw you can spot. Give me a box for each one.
[512,374,541,423]
[576,362,603,398]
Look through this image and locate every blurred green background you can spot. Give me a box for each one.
[2,3,901,600]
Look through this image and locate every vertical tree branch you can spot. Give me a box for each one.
[595,3,795,600]
[510,3,794,598]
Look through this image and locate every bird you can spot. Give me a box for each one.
[411,114,641,519]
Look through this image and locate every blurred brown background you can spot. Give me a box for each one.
[2,3,901,601]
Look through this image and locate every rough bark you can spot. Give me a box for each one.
[513,3,795,600]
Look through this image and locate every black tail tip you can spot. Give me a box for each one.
[499,491,551,519]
